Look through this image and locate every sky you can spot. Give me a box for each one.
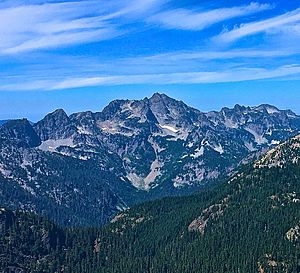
[0,0,300,121]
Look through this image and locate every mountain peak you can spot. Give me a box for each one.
[50,108,68,118]
[148,93,175,105]
[34,108,75,141]
[150,92,168,100]
[0,118,41,147]
[254,104,280,114]
[35,108,69,125]
[233,104,248,112]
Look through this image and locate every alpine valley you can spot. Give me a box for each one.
[1,93,300,226]
[1,122,300,273]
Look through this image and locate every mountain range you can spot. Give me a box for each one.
[1,127,299,273]
[1,93,300,225]
[0,120,9,126]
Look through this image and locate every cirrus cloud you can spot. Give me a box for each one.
[0,0,165,54]
[147,2,272,31]
[216,7,300,43]
[1,64,300,91]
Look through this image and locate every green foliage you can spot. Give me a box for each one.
[1,161,300,273]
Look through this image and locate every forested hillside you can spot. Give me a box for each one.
[1,134,300,273]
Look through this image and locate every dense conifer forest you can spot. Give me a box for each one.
[1,157,300,273]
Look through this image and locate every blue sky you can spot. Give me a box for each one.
[0,0,300,121]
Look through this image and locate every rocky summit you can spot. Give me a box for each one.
[1,93,300,225]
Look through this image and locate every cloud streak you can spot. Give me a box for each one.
[147,2,272,31]
[135,48,300,62]
[0,1,275,54]
[216,7,300,43]
[1,0,300,95]
[1,64,300,91]
[0,0,165,54]
[51,65,300,88]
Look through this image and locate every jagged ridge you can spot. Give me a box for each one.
[1,93,300,226]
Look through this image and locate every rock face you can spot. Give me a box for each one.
[286,224,300,243]
[1,93,300,225]
[1,119,41,148]
[188,198,228,234]
[0,119,133,226]
[34,109,76,141]
[33,93,300,190]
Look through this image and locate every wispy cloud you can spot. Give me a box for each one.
[147,2,272,31]
[1,43,299,91]
[1,64,300,91]
[4,28,120,54]
[0,1,276,54]
[136,48,300,62]
[216,7,300,43]
[101,47,300,74]
[3,45,298,80]
[0,0,165,54]
[50,65,300,88]
[1,0,300,94]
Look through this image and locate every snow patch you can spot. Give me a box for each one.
[159,124,179,133]
[78,155,89,160]
[212,144,224,154]
[206,142,224,154]
[266,107,279,114]
[191,146,204,158]
[187,142,194,148]
[38,138,75,152]
[116,205,128,211]
[77,126,92,135]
